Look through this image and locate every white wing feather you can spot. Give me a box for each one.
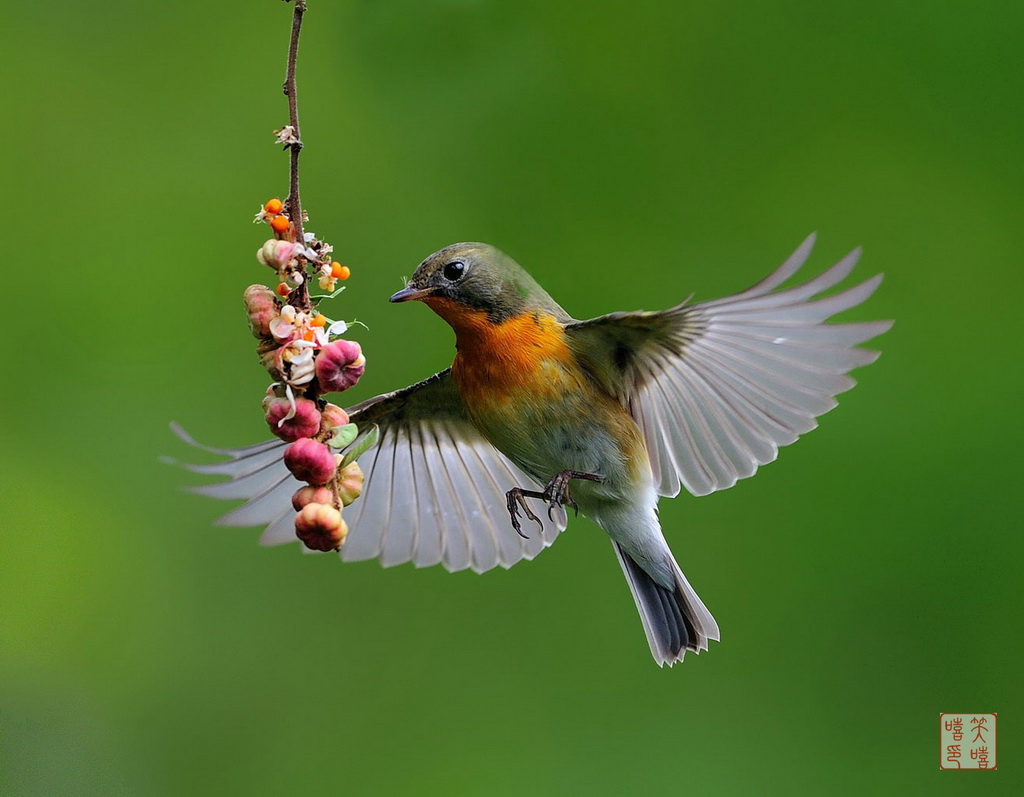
[171,372,566,574]
[567,234,892,498]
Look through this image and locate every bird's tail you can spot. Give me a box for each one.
[613,541,720,666]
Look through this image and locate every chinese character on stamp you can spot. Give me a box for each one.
[940,713,997,770]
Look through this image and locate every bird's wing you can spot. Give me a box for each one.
[565,234,892,498]
[173,369,566,573]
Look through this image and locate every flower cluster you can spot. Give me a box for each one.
[243,196,374,553]
[254,198,350,297]
[246,286,365,392]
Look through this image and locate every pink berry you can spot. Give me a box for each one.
[336,462,364,507]
[321,403,350,430]
[257,239,301,270]
[243,285,279,339]
[265,397,322,442]
[284,438,337,485]
[294,503,348,552]
[291,485,335,511]
[316,340,365,393]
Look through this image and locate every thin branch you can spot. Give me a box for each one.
[282,0,308,309]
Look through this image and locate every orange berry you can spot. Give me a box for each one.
[310,314,327,327]
[270,214,290,233]
[331,262,351,280]
[275,282,291,297]
[264,198,283,215]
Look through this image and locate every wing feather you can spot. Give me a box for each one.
[442,428,501,569]
[338,426,391,561]
[410,423,445,568]
[379,432,417,568]
[259,508,299,546]
[173,370,567,573]
[567,237,891,498]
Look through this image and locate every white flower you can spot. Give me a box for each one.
[275,125,299,145]
[282,339,317,385]
[269,304,299,341]
[318,263,337,292]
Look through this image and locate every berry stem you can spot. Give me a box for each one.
[283,0,309,311]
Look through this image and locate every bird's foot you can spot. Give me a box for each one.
[506,487,545,539]
[541,470,601,519]
[504,470,602,538]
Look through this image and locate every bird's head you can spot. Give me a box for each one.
[390,242,567,327]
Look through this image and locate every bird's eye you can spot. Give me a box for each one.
[443,261,466,282]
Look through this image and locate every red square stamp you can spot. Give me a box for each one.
[940,713,997,770]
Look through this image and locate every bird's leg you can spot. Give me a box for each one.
[542,470,602,519]
[506,487,546,539]
[504,470,602,538]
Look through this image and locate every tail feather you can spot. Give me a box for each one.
[613,541,719,666]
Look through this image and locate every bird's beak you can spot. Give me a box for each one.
[390,285,436,303]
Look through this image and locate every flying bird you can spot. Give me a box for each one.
[180,234,890,666]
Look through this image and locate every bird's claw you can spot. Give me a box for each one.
[506,488,544,539]
[505,470,601,538]
[544,471,580,517]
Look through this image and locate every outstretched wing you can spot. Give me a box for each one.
[566,234,892,497]
[174,370,566,573]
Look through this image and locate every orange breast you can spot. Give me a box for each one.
[425,298,577,409]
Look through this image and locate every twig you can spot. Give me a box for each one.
[283,1,308,309]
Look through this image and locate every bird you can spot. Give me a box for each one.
[178,234,891,666]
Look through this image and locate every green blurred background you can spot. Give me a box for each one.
[3,1,1021,794]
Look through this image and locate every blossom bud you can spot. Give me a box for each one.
[294,502,348,552]
[316,340,365,393]
[282,264,305,288]
[321,403,349,431]
[291,485,335,511]
[261,385,279,413]
[265,396,322,442]
[243,285,279,339]
[257,239,300,270]
[336,461,364,507]
[284,438,337,485]
[257,343,285,381]
[282,340,316,386]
